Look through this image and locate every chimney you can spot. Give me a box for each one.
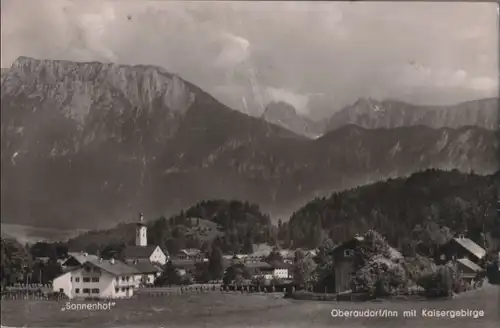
[83,252,88,257]
[99,258,103,263]
[110,258,115,265]
[139,212,144,223]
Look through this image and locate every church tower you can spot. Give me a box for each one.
[135,213,147,246]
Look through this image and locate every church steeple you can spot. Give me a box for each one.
[135,212,147,246]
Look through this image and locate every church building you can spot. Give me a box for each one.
[123,213,169,266]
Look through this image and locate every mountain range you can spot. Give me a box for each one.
[1,57,497,229]
[262,97,498,138]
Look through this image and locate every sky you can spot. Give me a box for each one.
[1,0,499,119]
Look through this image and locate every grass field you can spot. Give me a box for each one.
[1,284,498,328]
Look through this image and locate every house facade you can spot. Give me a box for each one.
[456,258,483,283]
[245,261,290,280]
[53,259,138,299]
[175,249,205,262]
[331,236,363,293]
[437,235,486,266]
[126,259,162,286]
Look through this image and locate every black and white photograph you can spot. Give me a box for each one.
[0,1,499,327]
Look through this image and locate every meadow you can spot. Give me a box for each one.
[1,284,498,328]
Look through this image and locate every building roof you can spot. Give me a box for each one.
[85,259,139,276]
[268,261,291,269]
[452,238,486,260]
[123,245,158,259]
[126,259,162,274]
[387,247,404,260]
[245,261,273,270]
[179,248,202,257]
[65,252,99,265]
[170,259,197,269]
[457,258,483,273]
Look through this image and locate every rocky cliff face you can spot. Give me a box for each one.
[326,97,498,132]
[1,57,497,229]
[261,101,325,138]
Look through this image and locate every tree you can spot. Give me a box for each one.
[194,262,211,283]
[208,245,224,280]
[223,263,250,285]
[155,261,182,286]
[242,232,254,254]
[100,242,126,260]
[292,249,316,288]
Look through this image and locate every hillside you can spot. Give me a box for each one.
[326,97,498,132]
[0,223,86,245]
[261,101,325,138]
[286,169,500,252]
[65,200,273,255]
[1,57,497,229]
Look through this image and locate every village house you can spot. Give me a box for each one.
[53,258,138,299]
[279,250,295,264]
[245,261,291,280]
[456,258,483,284]
[122,213,169,265]
[175,248,206,262]
[126,259,162,287]
[437,234,486,266]
[330,233,403,294]
[169,259,198,277]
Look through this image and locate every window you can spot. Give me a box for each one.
[91,277,99,283]
[59,288,64,293]
[84,267,90,272]
[121,288,126,292]
[70,277,73,282]
[91,288,100,294]
[82,288,90,293]
[75,288,80,294]
[344,249,354,257]
[75,277,80,283]
[93,268,100,273]
[83,277,90,283]
[115,288,119,293]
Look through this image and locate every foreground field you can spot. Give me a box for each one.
[1,285,498,328]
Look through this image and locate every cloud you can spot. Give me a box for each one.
[265,87,310,115]
[214,32,250,68]
[469,76,498,92]
[1,1,498,117]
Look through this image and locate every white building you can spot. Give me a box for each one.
[53,258,138,299]
[122,213,168,266]
[246,261,291,280]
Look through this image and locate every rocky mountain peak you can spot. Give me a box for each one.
[263,101,299,119]
[261,101,325,139]
[2,57,196,125]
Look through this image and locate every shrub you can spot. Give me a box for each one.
[417,262,462,297]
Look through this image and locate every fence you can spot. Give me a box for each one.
[135,283,221,297]
[0,283,61,301]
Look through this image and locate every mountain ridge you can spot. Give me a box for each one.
[325,97,498,133]
[1,57,497,229]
